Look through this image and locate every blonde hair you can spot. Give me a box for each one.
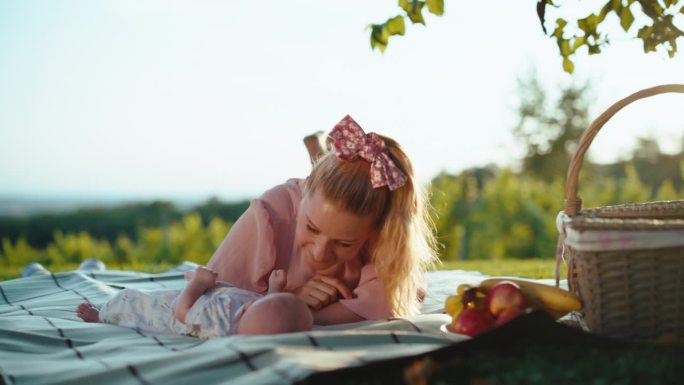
[304,136,439,317]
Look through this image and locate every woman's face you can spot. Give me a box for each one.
[295,188,374,272]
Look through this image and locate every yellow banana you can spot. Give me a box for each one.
[444,294,463,316]
[479,278,582,319]
[456,283,474,295]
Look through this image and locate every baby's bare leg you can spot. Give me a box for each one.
[76,303,100,322]
[268,269,287,294]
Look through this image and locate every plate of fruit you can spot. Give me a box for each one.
[443,278,582,337]
[439,321,470,341]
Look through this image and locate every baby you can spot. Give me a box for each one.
[76,267,313,338]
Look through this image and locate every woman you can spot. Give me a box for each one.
[206,115,438,325]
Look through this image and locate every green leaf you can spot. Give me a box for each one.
[562,58,575,73]
[577,14,599,33]
[664,0,675,7]
[643,42,657,53]
[370,24,389,52]
[552,18,567,38]
[680,5,684,14]
[652,1,665,14]
[398,0,412,14]
[588,44,601,54]
[399,0,426,24]
[572,36,587,50]
[666,35,678,58]
[560,39,571,56]
[385,15,406,36]
[637,25,657,53]
[369,15,406,53]
[611,0,622,12]
[425,0,444,16]
[637,25,653,39]
[620,7,634,31]
[598,3,611,22]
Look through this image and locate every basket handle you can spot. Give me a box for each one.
[564,84,684,216]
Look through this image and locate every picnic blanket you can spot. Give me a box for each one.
[0,263,548,385]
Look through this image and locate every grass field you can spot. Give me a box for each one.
[0,261,180,282]
[1,258,564,282]
[437,258,565,279]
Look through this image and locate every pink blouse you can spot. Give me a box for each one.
[207,178,392,321]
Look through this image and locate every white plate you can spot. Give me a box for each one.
[439,322,470,342]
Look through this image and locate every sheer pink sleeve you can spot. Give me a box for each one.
[338,263,393,320]
[206,199,276,293]
[206,180,301,294]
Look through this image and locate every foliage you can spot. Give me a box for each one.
[1,161,681,280]
[513,77,592,180]
[0,213,232,279]
[369,0,444,52]
[543,0,684,73]
[0,258,562,282]
[438,258,565,279]
[370,0,683,73]
[631,137,684,197]
[0,198,248,248]
[429,158,680,261]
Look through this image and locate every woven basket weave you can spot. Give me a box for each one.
[558,84,684,340]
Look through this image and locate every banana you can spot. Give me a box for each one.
[479,278,582,319]
[444,294,463,316]
[456,283,474,295]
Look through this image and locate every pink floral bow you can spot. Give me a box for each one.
[328,115,408,191]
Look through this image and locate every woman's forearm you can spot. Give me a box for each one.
[312,302,365,325]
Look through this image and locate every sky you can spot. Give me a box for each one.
[1,0,683,204]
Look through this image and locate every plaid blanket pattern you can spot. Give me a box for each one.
[0,263,467,385]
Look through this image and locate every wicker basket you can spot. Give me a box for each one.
[557,84,684,340]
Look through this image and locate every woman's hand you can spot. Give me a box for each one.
[294,275,353,310]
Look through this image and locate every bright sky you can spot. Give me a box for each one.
[1,0,683,202]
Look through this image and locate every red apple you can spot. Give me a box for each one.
[451,308,495,337]
[486,281,527,317]
[495,306,524,326]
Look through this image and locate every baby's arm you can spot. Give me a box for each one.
[174,266,218,323]
[268,269,286,294]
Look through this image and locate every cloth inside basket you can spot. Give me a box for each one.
[556,212,684,252]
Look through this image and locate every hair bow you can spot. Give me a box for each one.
[328,115,408,191]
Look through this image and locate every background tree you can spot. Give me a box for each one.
[371,0,683,73]
[630,136,684,197]
[512,76,592,180]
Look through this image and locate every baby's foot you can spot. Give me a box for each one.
[268,269,287,293]
[184,270,194,281]
[76,302,100,322]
